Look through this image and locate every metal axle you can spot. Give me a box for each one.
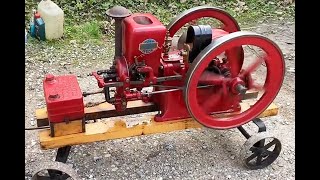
[237,118,267,139]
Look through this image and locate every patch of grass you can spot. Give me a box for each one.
[64,20,102,43]
[25,0,295,46]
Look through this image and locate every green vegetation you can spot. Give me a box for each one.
[25,0,295,45]
[64,20,102,43]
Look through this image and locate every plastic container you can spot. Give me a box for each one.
[35,17,46,41]
[37,0,64,40]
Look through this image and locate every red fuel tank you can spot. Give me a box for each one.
[122,13,167,76]
[43,74,84,123]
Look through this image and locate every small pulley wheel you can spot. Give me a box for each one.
[31,160,80,180]
[240,132,282,170]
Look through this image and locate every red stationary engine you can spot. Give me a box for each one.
[44,5,285,130]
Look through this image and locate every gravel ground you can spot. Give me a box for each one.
[25,20,295,180]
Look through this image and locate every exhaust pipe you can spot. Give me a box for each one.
[106,6,131,59]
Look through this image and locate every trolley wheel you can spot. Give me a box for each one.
[31,160,80,180]
[240,132,282,170]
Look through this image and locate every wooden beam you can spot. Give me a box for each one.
[35,91,259,127]
[36,101,158,127]
[38,102,278,150]
[51,119,84,137]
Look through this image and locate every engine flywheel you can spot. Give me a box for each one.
[184,31,285,129]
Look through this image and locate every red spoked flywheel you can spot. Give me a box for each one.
[184,31,285,129]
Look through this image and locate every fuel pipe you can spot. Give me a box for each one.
[82,89,104,97]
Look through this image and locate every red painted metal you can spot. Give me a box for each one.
[230,77,245,94]
[184,32,285,129]
[43,74,84,123]
[212,29,229,39]
[153,29,235,122]
[122,13,167,77]
[136,66,157,86]
[92,72,105,88]
[153,90,190,121]
[160,50,185,76]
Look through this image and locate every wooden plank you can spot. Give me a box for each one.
[36,91,259,127]
[36,100,158,127]
[38,102,278,150]
[259,103,278,118]
[52,119,84,137]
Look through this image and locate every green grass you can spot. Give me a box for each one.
[25,0,295,46]
[64,20,102,43]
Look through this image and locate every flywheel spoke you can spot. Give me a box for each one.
[250,83,265,91]
[240,55,265,78]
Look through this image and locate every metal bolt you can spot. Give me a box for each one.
[122,101,127,106]
[125,87,130,91]
[45,74,55,81]
[125,78,130,83]
[236,84,247,95]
